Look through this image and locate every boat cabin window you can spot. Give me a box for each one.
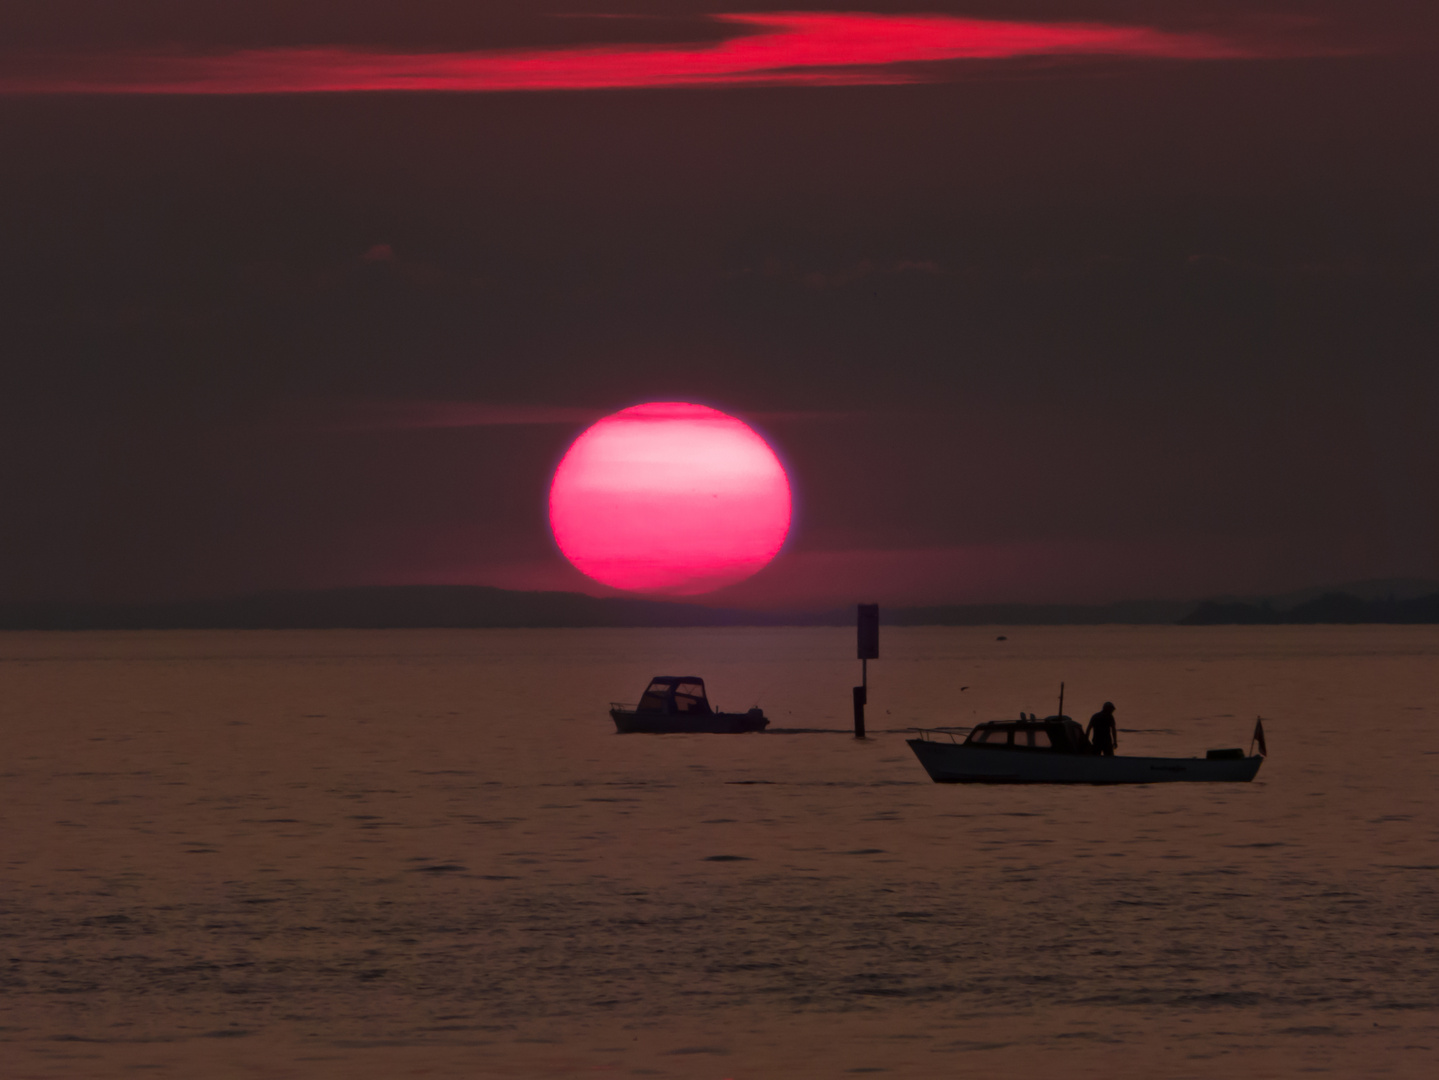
[673,681,709,714]
[968,724,1058,749]
[971,726,1011,746]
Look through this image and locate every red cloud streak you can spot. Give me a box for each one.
[1,13,1259,95]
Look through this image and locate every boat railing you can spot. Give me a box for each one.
[909,727,972,743]
[610,702,638,713]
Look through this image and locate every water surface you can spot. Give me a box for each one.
[2,626,1436,1077]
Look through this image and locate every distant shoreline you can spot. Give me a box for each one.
[2,583,1438,630]
[1180,592,1439,626]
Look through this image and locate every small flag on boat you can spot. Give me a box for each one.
[1251,717,1267,757]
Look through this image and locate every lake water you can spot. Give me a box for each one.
[2,626,1436,1078]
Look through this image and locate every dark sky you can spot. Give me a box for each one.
[1,2,1436,608]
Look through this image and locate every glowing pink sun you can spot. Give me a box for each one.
[548,402,792,595]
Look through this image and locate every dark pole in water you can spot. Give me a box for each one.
[856,604,879,739]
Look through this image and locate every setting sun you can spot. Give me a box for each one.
[548,402,791,595]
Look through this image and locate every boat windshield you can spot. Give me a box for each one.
[1054,719,1092,754]
[638,682,672,712]
[673,681,710,714]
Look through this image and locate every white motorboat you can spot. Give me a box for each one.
[907,717,1263,784]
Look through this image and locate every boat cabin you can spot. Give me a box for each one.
[635,676,714,716]
[964,717,1093,754]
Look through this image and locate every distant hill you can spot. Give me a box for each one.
[1181,583,1439,625]
[1196,578,1439,611]
[4,582,1436,630]
[1281,578,1439,605]
[0,586,1187,630]
[0,586,810,631]
[886,600,1189,626]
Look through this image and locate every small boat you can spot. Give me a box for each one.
[907,716,1263,784]
[610,676,769,734]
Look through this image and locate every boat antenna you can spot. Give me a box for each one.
[1057,681,1064,719]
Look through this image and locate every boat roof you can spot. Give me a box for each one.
[975,717,1080,728]
[646,676,706,686]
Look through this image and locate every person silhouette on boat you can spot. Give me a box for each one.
[1087,702,1118,757]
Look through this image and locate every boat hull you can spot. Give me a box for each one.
[907,739,1262,784]
[611,709,769,734]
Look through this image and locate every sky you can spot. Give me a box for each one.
[1,1,1436,609]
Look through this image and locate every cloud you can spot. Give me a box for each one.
[746,410,857,422]
[276,400,604,432]
[739,256,947,290]
[266,399,859,433]
[0,12,1281,95]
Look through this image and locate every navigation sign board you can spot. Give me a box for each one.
[857,603,879,660]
